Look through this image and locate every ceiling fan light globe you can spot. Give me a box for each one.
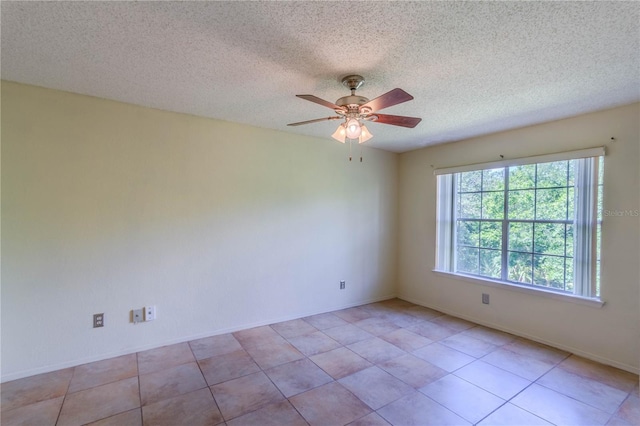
[345,118,362,139]
[331,124,346,143]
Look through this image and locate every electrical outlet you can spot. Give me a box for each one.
[340,281,346,290]
[482,293,490,304]
[145,305,156,321]
[132,309,143,324]
[93,313,104,328]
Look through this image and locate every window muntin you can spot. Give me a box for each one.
[438,156,602,299]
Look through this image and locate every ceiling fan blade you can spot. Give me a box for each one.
[373,114,422,128]
[287,116,342,126]
[361,88,414,112]
[296,95,345,111]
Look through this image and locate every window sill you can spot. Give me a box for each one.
[432,270,605,308]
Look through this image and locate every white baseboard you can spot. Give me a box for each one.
[398,294,639,375]
[1,293,397,383]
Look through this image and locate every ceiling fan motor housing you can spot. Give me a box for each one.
[337,75,369,109]
[335,95,369,108]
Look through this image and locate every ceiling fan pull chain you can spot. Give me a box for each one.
[349,139,352,162]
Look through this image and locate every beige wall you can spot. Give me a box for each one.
[2,81,638,381]
[398,103,640,373]
[1,82,398,381]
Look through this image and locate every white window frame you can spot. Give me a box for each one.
[434,147,604,303]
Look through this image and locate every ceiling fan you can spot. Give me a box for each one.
[288,75,422,144]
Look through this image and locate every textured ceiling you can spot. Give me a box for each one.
[2,1,639,153]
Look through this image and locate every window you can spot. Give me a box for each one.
[435,148,604,299]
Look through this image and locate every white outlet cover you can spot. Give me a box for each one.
[145,306,156,321]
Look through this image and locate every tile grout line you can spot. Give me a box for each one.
[214,325,302,423]
[187,340,226,425]
[262,319,368,424]
[473,379,541,426]
[53,368,75,426]
[531,366,630,424]
[227,316,397,423]
[484,353,570,425]
[249,325,297,423]
[135,352,142,421]
[417,353,508,426]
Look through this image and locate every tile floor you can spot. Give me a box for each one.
[1,298,638,425]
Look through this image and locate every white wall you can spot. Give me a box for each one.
[398,103,640,373]
[1,82,398,381]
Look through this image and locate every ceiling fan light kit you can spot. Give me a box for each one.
[288,74,422,145]
[331,123,373,144]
